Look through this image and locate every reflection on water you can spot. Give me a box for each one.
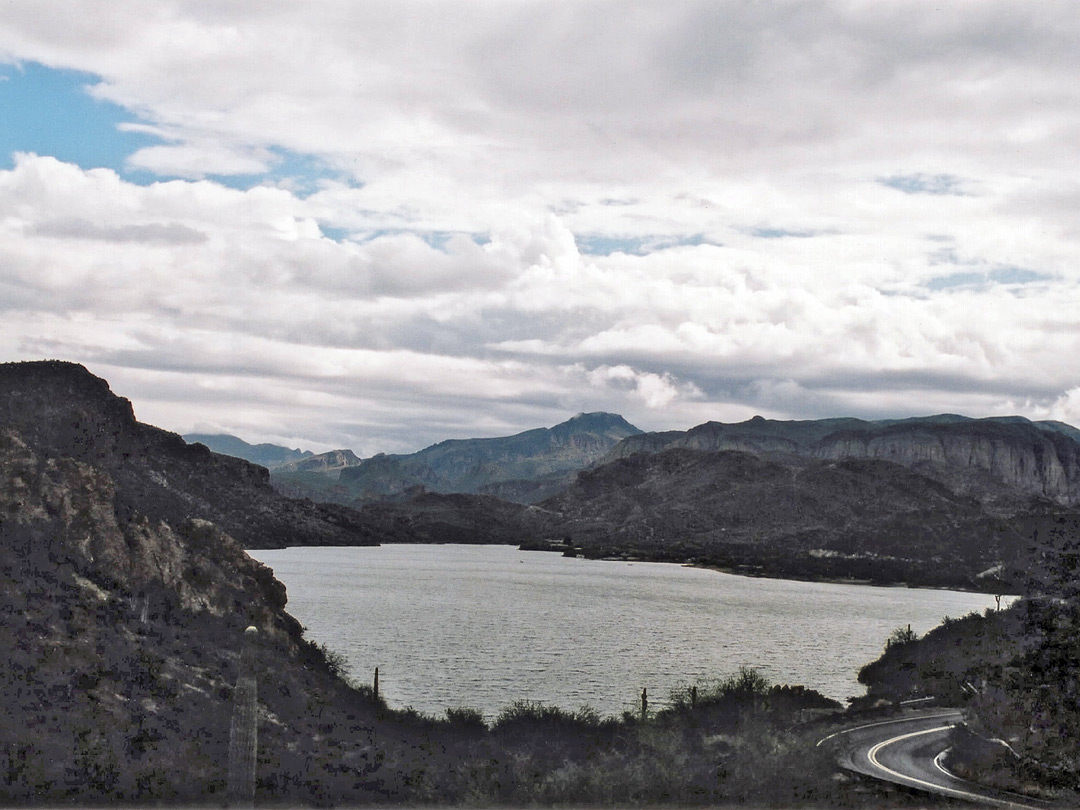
[249,544,1001,718]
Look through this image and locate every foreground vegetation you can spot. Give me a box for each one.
[282,665,860,807]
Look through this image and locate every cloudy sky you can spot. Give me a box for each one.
[1,1,1078,455]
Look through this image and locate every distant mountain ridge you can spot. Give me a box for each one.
[184,432,314,469]
[605,414,1080,508]
[6,360,1078,592]
[277,411,642,505]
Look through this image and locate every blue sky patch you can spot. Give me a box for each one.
[0,61,350,194]
[349,228,488,250]
[0,61,163,178]
[879,173,968,196]
[988,267,1052,285]
[318,223,351,242]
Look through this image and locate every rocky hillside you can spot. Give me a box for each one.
[606,415,1080,508]
[325,411,641,504]
[354,490,543,545]
[1,362,380,549]
[0,362,396,804]
[536,447,1066,589]
[183,432,314,468]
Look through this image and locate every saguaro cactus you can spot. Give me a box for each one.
[228,626,259,807]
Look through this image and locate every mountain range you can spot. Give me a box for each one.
[186,408,1079,591]
[38,355,1048,589]
[197,411,1080,513]
[260,411,642,505]
[603,413,1080,509]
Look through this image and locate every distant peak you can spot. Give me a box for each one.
[558,412,641,434]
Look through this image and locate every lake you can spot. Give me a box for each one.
[248,544,1002,719]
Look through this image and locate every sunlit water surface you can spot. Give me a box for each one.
[249,544,1000,719]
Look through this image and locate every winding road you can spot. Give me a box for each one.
[817,709,1052,808]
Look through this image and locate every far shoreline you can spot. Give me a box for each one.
[249,539,1015,597]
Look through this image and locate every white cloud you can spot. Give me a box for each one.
[0,3,1078,450]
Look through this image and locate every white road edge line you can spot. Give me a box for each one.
[934,748,1053,808]
[815,710,961,747]
[868,725,1041,809]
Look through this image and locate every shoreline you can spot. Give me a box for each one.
[250,539,1012,596]
[515,539,1005,595]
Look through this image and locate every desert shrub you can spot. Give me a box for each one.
[667,667,771,711]
[658,667,794,735]
[316,643,350,680]
[886,623,919,647]
[444,706,487,732]
[492,700,601,735]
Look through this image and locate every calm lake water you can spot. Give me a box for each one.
[249,544,1001,719]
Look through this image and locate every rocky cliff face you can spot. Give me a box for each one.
[0,362,382,804]
[813,422,1080,506]
[605,415,1080,508]
[539,446,1063,589]
[0,425,293,632]
[0,361,380,548]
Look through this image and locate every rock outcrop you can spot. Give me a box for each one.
[813,420,1080,507]
[605,414,1080,508]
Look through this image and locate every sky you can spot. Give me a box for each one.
[1,1,1078,456]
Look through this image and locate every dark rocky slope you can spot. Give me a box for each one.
[536,447,1067,589]
[354,490,543,545]
[0,361,380,549]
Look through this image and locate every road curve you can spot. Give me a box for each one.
[818,709,1051,809]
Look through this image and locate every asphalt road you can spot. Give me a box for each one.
[817,709,1052,808]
